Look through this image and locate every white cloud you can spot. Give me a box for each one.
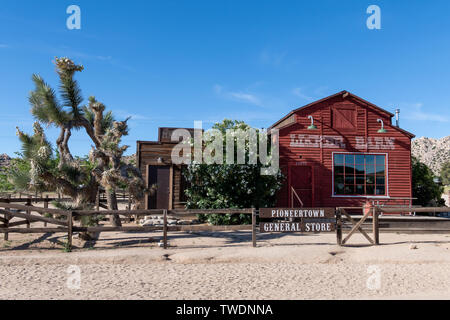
[96,55,113,61]
[214,84,262,106]
[292,87,314,102]
[113,110,151,122]
[228,92,261,105]
[401,102,449,123]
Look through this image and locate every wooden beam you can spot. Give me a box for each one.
[4,195,10,240]
[0,202,69,216]
[379,207,450,213]
[73,209,165,216]
[0,209,68,227]
[0,228,67,234]
[373,207,380,245]
[336,209,343,246]
[342,209,374,245]
[44,195,49,227]
[7,221,31,228]
[163,209,168,249]
[67,212,73,251]
[341,209,374,244]
[169,209,253,215]
[177,225,253,232]
[0,197,71,203]
[26,196,32,229]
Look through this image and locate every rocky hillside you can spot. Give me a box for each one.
[0,154,11,172]
[123,154,136,166]
[412,136,450,176]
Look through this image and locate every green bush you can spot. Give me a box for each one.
[440,161,450,186]
[412,157,445,206]
[184,120,284,225]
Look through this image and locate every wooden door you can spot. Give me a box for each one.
[290,166,313,207]
[147,165,171,209]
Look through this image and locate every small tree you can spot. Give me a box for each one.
[6,152,45,194]
[184,119,284,225]
[412,157,444,206]
[15,57,146,228]
[440,161,450,186]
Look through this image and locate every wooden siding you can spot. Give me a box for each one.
[277,94,413,208]
[137,141,187,209]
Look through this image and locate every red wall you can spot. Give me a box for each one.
[276,95,413,208]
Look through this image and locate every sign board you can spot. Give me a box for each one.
[260,220,336,233]
[289,134,396,150]
[259,208,335,219]
[259,208,336,233]
[158,127,197,143]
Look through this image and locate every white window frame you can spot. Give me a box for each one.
[331,152,390,199]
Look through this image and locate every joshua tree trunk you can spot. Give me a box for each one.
[106,189,122,227]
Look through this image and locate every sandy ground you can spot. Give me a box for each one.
[1,228,450,300]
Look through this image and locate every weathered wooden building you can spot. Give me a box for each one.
[136,128,194,210]
[270,91,415,208]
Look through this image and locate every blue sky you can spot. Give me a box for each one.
[1,0,449,157]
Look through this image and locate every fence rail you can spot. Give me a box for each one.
[336,206,450,246]
[0,198,449,250]
[0,198,256,250]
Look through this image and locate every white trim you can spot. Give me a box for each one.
[331,151,389,198]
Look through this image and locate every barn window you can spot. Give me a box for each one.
[332,107,357,130]
[333,154,386,196]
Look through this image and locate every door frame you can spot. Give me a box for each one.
[145,164,174,210]
[288,163,315,208]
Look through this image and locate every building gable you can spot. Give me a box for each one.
[271,91,414,138]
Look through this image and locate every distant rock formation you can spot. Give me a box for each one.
[0,154,11,172]
[123,154,136,166]
[412,136,450,176]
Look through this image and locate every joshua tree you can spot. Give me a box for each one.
[16,57,146,227]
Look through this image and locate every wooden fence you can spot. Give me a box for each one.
[336,206,450,246]
[0,198,256,250]
[1,197,449,250]
[0,191,132,211]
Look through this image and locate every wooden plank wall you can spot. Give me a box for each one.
[277,94,413,208]
[137,142,187,210]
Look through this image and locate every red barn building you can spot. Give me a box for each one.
[270,91,415,208]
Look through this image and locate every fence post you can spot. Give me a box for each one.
[96,190,100,212]
[67,211,73,251]
[336,208,342,246]
[163,209,168,249]
[127,192,132,211]
[4,194,11,241]
[373,207,379,245]
[26,196,32,228]
[252,208,257,248]
[44,195,49,227]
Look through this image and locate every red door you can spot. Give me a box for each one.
[290,166,313,207]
